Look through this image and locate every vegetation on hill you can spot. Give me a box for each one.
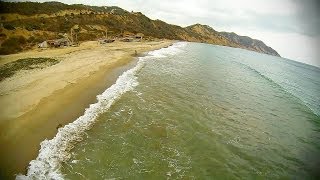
[0,1,127,15]
[0,1,280,57]
[185,24,239,47]
[0,36,26,54]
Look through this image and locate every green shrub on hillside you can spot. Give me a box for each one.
[0,36,26,55]
[25,24,41,31]
[3,24,15,30]
[0,1,128,15]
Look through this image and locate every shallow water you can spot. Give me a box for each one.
[21,42,320,179]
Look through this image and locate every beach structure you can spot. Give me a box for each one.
[135,33,144,41]
[119,32,144,42]
[98,28,115,44]
[38,26,79,48]
[48,38,71,47]
[38,38,71,48]
[38,41,49,48]
[70,25,80,46]
[98,39,115,44]
[121,37,134,42]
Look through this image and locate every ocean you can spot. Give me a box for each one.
[18,42,320,179]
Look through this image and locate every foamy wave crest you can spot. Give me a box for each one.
[16,60,145,180]
[147,41,187,58]
[16,42,185,180]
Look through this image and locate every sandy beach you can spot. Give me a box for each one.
[0,40,173,179]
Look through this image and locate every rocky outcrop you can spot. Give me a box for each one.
[184,24,280,57]
[219,32,280,56]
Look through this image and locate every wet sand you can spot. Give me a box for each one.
[0,40,173,179]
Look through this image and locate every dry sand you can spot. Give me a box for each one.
[0,40,173,179]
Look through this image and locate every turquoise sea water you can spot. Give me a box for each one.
[20,42,320,179]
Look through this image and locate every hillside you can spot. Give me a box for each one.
[185,24,239,47]
[0,1,280,57]
[220,32,280,56]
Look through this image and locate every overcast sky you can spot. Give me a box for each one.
[9,0,320,67]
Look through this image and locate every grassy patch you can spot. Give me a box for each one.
[0,57,59,81]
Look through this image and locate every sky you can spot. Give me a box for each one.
[8,0,320,67]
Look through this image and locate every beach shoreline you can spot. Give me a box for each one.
[0,40,173,179]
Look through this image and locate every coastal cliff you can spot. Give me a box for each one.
[219,32,280,56]
[0,1,280,57]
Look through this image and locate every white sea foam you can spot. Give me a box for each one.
[16,42,187,180]
[148,41,187,58]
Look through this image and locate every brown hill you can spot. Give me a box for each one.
[0,1,280,57]
[219,32,280,56]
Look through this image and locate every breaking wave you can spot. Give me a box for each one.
[16,42,187,180]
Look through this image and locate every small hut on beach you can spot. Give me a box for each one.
[38,38,71,48]
[98,28,115,44]
[135,33,144,40]
[47,38,71,47]
[38,41,48,48]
